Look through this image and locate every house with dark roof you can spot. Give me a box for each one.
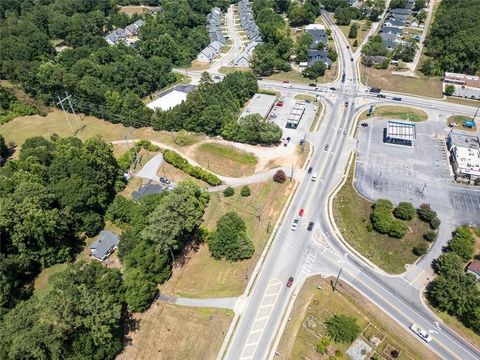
[380,32,400,50]
[307,49,332,67]
[305,24,328,50]
[466,259,480,281]
[90,230,120,261]
[384,17,406,28]
[390,8,411,16]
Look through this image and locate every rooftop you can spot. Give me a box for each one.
[241,93,276,119]
[90,230,120,261]
[147,85,196,111]
[467,259,480,276]
[386,121,416,141]
[444,72,480,89]
[453,146,480,177]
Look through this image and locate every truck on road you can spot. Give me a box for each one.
[409,324,433,343]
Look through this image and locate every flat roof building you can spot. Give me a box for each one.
[147,84,196,111]
[447,131,480,182]
[241,93,276,119]
[286,101,306,129]
[385,121,416,146]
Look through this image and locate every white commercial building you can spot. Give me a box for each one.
[241,93,276,119]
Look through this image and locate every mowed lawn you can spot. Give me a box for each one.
[277,276,438,360]
[359,105,428,122]
[192,143,258,177]
[362,68,443,98]
[447,115,476,132]
[0,110,204,149]
[338,20,369,48]
[118,304,233,360]
[333,165,431,274]
[161,180,294,298]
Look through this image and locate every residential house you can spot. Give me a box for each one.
[466,259,480,281]
[381,26,403,36]
[380,32,400,50]
[384,17,406,28]
[390,8,410,16]
[105,28,127,45]
[90,230,120,261]
[234,54,250,67]
[197,45,217,62]
[105,19,144,46]
[307,49,332,68]
[363,55,388,67]
[304,24,328,50]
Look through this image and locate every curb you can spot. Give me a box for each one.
[217,144,314,359]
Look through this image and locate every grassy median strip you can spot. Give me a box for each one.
[332,164,431,274]
[359,105,428,122]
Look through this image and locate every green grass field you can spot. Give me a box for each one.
[160,180,293,298]
[447,115,476,132]
[192,143,258,178]
[359,105,428,122]
[333,164,432,274]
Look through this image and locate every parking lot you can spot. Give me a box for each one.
[354,116,480,225]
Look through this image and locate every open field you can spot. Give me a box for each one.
[160,180,294,298]
[338,20,369,48]
[362,68,443,98]
[0,110,204,150]
[332,164,432,274]
[447,115,476,132]
[33,263,68,299]
[192,143,258,177]
[118,304,232,360]
[359,105,428,122]
[219,66,252,75]
[277,276,438,360]
[266,64,338,84]
[118,5,152,16]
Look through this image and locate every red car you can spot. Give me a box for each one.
[276,101,284,107]
[299,208,304,217]
[287,277,294,287]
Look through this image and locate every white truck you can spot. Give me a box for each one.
[409,324,433,343]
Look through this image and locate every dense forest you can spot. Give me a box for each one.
[421,0,480,75]
[0,136,123,317]
[0,0,230,130]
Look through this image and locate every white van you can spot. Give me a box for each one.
[311,173,317,181]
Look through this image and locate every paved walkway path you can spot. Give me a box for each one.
[157,294,238,310]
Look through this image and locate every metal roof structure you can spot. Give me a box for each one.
[386,121,416,141]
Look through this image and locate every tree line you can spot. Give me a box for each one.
[420,0,480,76]
[428,226,480,334]
[152,72,282,145]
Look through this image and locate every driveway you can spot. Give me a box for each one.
[135,153,163,182]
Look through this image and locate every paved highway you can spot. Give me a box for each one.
[219,9,480,360]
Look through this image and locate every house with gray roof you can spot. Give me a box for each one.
[105,19,144,46]
[307,49,332,67]
[380,32,400,50]
[90,230,120,261]
[390,8,410,16]
[197,45,217,62]
[384,17,406,28]
[381,26,403,35]
[305,24,328,50]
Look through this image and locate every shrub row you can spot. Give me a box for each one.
[118,139,161,171]
[417,203,441,229]
[370,199,408,239]
[163,149,222,186]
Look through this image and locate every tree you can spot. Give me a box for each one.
[434,253,464,277]
[0,134,9,161]
[224,186,235,197]
[352,39,358,47]
[417,203,440,229]
[393,202,415,220]
[362,35,388,56]
[240,185,251,197]
[274,0,291,13]
[444,84,456,96]
[389,0,407,9]
[328,47,338,62]
[392,41,418,62]
[348,23,359,39]
[207,212,254,261]
[419,58,436,75]
[413,243,428,256]
[449,226,475,261]
[273,169,287,183]
[325,314,360,343]
[303,62,327,79]
[414,0,426,10]
[416,9,427,23]
[123,268,158,312]
[423,230,437,242]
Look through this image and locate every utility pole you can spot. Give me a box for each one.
[57,94,74,135]
[333,267,342,292]
[290,164,294,180]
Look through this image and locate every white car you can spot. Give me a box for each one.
[291,219,299,231]
[410,324,433,343]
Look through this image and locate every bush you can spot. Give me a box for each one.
[207,212,254,261]
[163,149,222,186]
[325,314,360,343]
[240,185,251,197]
[393,202,415,220]
[413,243,429,256]
[444,84,455,96]
[223,187,235,197]
[273,169,287,183]
[417,203,440,229]
[370,199,408,238]
[449,226,475,261]
[423,230,437,242]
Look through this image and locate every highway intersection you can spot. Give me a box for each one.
[176,8,480,360]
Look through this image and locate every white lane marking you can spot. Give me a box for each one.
[240,279,283,360]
